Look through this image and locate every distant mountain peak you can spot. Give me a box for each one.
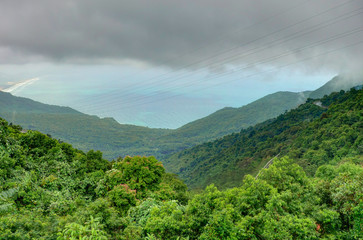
[309,75,363,99]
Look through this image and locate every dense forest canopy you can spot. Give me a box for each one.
[0,88,362,239]
[165,88,363,189]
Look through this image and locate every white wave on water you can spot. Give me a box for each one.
[3,78,40,93]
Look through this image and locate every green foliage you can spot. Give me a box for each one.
[157,173,189,204]
[0,209,59,239]
[0,119,188,238]
[57,216,108,240]
[113,156,165,195]
[144,200,186,239]
[0,87,313,162]
[0,109,173,161]
[166,88,363,189]
[259,157,308,192]
[0,87,362,239]
[81,150,109,173]
[120,158,361,239]
[2,75,360,165]
[107,184,137,213]
[0,188,18,215]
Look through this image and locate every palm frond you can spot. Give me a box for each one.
[0,188,18,201]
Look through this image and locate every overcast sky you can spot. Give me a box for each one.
[0,0,362,128]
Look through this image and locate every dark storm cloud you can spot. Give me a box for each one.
[1,0,363,71]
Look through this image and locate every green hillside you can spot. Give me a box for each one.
[0,90,309,161]
[159,91,310,144]
[1,75,361,161]
[165,88,363,189]
[161,75,362,148]
[0,91,176,159]
[0,109,361,238]
[0,91,80,114]
[0,90,312,161]
[0,111,172,159]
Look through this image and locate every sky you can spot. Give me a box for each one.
[0,0,362,128]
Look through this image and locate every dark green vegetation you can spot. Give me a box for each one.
[0,117,362,238]
[165,88,363,189]
[0,91,79,114]
[0,91,173,159]
[160,91,310,145]
[1,75,361,162]
[0,91,306,162]
[0,120,188,239]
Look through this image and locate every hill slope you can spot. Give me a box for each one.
[165,88,363,189]
[0,92,173,158]
[0,91,80,114]
[159,91,310,144]
[1,75,361,161]
[156,75,362,162]
[0,90,309,160]
[1,109,361,239]
[309,75,363,99]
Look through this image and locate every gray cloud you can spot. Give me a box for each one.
[1,0,363,72]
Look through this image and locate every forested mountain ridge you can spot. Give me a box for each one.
[158,74,362,147]
[0,75,361,161]
[158,91,310,145]
[0,111,172,159]
[0,91,174,158]
[0,91,80,114]
[0,90,309,161]
[0,115,361,239]
[165,88,363,189]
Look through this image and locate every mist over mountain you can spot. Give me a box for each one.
[309,74,363,99]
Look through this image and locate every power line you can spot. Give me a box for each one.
[77,6,363,113]
[113,7,363,108]
[94,31,363,114]
[75,0,358,111]
[74,0,322,106]
[82,26,363,114]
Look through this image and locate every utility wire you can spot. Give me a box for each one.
[75,0,357,110]
[94,31,363,114]
[110,7,363,108]
[74,0,327,106]
[78,7,363,112]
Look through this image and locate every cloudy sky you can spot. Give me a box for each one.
[1,0,362,128]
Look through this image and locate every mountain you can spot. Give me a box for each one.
[1,75,361,161]
[309,75,363,99]
[0,90,309,160]
[157,75,362,160]
[164,88,363,189]
[0,91,80,114]
[1,78,361,239]
[0,91,173,158]
[158,91,310,144]
[0,91,361,239]
[1,105,361,239]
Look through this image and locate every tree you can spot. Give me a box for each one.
[112,156,165,197]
